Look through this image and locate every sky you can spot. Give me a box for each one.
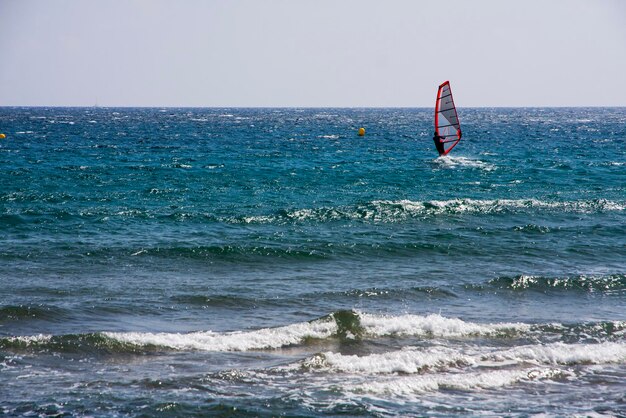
[1,0,625,107]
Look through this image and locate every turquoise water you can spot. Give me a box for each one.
[1,107,625,416]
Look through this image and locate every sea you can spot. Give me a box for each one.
[0,107,625,417]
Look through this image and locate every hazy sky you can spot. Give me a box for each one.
[1,0,625,107]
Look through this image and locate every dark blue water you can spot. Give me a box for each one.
[1,107,625,416]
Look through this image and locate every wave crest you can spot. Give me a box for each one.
[3,312,623,356]
[237,198,626,225]
[488,274,626,292]
[298,341,625,376]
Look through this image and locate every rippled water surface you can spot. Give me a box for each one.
[1,107,625,416]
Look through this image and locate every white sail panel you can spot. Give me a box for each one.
[434,81,462,155]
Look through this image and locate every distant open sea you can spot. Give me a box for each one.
[1,107,625,417]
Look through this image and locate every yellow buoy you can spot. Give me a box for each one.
[0,133,6,139]
[358,127,365,136]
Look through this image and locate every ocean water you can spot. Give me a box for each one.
[0,107,625,417]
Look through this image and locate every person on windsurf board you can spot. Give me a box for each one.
[433,81,462,156]
[433,130,462,156]
[433,131,445,156]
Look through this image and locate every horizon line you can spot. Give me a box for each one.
[2,105,625,109]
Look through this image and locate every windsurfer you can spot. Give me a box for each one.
[433,131,445,156]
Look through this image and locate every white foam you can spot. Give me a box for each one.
[104,318,337,351]
[358,312,529,338]
[5,334,53,344]
[241,215,275,224]
[507,275,626,291]
[373,198,626,215]
[357,367,570,395]
[307,346,473,374]
[486,342,626,365]
[231,198,625,224]
[435,156,496,171]
[104,313,530,352]
[298,340,626,378]
[286,208,317,221]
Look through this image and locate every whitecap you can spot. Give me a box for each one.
[305,346,473,374]
[351,367,572,396]
[358,312,529,338]
[485,341,626,366]
[434,155,496,171]
[103,317,337,351]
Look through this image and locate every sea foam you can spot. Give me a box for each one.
[301,342,625,375]
[358,312,529,338]
[303,346,473,374]
[434,155,496,171]
[102,312,529,352]
[351,368,571,396]
[236,198,626,224]
[103,318,337,351]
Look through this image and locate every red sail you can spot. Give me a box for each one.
[434,81,462,155]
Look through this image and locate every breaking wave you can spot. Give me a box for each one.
[3,198,623,230]
[2,311,623,356]
[236,198,626,225]
[350,368,572,395]
[300,341,626,375]
[486,274,626,293]
[0,311,530,354]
